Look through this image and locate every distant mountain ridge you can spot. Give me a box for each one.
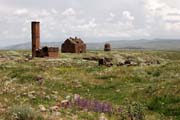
[2,39,180,50]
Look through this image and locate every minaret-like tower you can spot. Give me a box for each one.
[31,21,40,57]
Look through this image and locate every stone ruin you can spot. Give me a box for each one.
[83,55,161,67]
[98,57,113,67]
[31,21,59,58]
[104,43,111,51]
[61,37,86,53]
[83,56,114,67]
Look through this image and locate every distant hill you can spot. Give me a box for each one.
[3,42,63,50]
[2,39,180,50]
[108,39,180,50]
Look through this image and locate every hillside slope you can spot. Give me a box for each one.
[3,39,180,50]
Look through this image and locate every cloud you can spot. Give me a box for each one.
[62,8,76,16]
[0,0,180,47]
[110,13,115,18]
[77,18,96,30]
[144,0,180,22]
[142,0,180,38]
[106,12,116,21]
[122,11,134,21]
[41,9,50,16]
[14,8,28,16]
[51,9,58,14]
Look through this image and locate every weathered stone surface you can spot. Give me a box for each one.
[83,56,114,67]
[144,60,160,65]
[31,21,59,58]
[99,57,113,67]
[124,60,131,65]
[61,100,70,108]
[99,113,108,120]
[74,94,80,101]
[104,43,111,51]
[117,58,160,66]
[32,21,40,58]
[39,104,46,112]
[61,37,86,53]
[50,106,59,111]
[83,57,100,61]
[35,75,44,85]
[28,91,36,99]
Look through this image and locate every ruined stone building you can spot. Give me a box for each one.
[31,21,59,58]
[104,43,111,51]
[61,37,86,53]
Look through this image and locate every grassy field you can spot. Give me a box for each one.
[0,50,180,120]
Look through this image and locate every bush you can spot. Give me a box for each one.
[148,96,180,116]
[127,102,145,120]
[7,105,44,120]
[152,71,161,77]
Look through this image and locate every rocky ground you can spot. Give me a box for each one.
[0,50,180,120]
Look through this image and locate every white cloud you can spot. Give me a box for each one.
[77,18,96,30]
[144,0,180,22]
[110,12,115,18]
[62,8,76,16]
[14,8,28,16]
[2,30,9,35]
[51,8,58,14]
[41,9,50,16]
[144,0,180,33]
[106,12,116,22]
[0,0,180,47]
[122,11,134,21]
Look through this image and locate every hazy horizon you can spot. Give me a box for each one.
[0,0,180,47]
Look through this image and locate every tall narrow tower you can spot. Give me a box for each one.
[31,21,40,57]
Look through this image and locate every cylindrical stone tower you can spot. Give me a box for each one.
[104,43,111,51]
[31,21,40,57]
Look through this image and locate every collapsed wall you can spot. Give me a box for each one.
[31,21,59,58]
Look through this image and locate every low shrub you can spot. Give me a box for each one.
[7,105,44,120]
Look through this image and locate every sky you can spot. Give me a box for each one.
[0,0,180,47]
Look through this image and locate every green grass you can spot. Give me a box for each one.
[0,50,180,119]
[148,96,180,116]
[6,105,44,120]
